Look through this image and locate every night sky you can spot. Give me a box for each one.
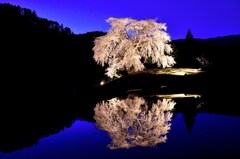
[1,0,240,39]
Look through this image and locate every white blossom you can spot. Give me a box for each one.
[93,17,175,78]
[94,97,176,149]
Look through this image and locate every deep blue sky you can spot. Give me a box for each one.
[1,0,240,39]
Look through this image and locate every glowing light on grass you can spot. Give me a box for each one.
[156,93,201,98]
[100,80,105,86]
[156,68,203,75]
[131,68,205,76]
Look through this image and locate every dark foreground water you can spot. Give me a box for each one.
[0,91,240,159]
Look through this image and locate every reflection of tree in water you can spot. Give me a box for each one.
[94,97,176,149]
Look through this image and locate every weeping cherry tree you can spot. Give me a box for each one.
[93,17,175,78]
[94,97,175,149]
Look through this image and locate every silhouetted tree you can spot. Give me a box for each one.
[186,28,194,41]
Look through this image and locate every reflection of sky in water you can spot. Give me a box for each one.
[1,113,240,159]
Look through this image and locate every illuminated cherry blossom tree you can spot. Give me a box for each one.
[93,17,175,78]
[94,97,176,149]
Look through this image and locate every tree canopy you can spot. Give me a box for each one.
[94,97,175,149]
[93,17,175,78]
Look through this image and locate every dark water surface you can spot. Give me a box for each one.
[0,91,240,159]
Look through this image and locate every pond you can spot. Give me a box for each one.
[0,88,239,159]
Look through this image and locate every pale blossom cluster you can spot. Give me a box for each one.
[94,97,176,149]
[93,17,175,78]
[196,55,210,67]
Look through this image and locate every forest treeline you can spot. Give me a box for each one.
[0,3,105,97]
[1,3,240,97]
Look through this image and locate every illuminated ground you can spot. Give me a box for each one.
[155,93,201,98]
[100,68,206,86]
[130,68,205,76]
